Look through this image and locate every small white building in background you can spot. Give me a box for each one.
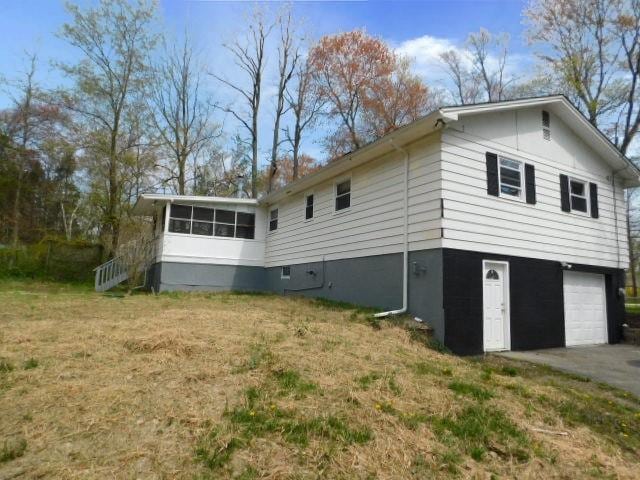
[127,96,640,355]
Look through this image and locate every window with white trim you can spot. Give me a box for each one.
[569,178,589,214]
[269,208,278,231]
[335,179,351,211]
[281,266,291,279]
[498,157,523,199]
[305,194,314,220]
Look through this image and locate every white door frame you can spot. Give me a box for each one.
[482,260,511,352]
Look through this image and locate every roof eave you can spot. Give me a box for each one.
[260,110,445,205]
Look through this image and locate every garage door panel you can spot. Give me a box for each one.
[563,271,607,346]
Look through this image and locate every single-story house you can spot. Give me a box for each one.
[116,95,639,355]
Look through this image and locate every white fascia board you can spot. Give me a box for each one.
[260,110,444,206]
[132,194,259,216]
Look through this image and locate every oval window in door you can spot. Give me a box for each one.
[486,269,499,280]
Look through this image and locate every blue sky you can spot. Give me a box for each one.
[0,0,532,164]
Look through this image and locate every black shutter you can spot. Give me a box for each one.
[559,174,570,212]
[590,182,599,218]
[524,163,536,204]
[486,152,499,196]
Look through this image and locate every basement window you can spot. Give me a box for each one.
[281,266,291,279]
[335,179,351,211]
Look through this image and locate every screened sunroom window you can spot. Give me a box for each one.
[167,204,256,239]
[215,210,236,237]
[236,212,255,239]
[168,204,193,234]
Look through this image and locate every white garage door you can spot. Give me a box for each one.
[563,271,608,346]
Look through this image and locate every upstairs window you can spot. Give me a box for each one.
[167,204,255,239]
[335,179,351,211]
[305,194,314,220]
[269,208,279,231]
[569,178,588,213]
[498,157,523,199]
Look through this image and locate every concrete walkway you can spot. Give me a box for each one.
[498,345,640,397]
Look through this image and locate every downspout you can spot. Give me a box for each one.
[374,139,410,318]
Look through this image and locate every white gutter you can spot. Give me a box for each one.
[374,139,410,318]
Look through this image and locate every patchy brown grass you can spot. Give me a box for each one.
[0,281,639,479]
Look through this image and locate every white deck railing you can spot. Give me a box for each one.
[94,238,156,292]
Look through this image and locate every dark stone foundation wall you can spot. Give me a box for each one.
[442,248,625,356]
[148,250,446,341]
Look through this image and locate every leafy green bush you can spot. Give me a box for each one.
[0,237,102,283]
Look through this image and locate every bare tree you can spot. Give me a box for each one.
[285,60,323,180]
[467,29,511,102]
[526,0,624,127]
[615,0,640,155]
[268,9,301,192]
[527,0,640,294]
[7,54,37,249]
[59,0,158,255]
[151,36,219,195]
[439,49,481,105]
[214,8,273,198]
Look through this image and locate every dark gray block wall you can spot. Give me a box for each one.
[147,249,445,341]
[151,261,266,292]
[264,250,444,341]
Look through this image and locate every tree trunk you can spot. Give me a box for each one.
[292,124,301,180]
[178,155,186,195]
[628,208,638,297]
[107,130,119,257]
[11,168,22,249]
[251,112,258,198]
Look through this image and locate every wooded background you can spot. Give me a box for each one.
[1,0,639,287]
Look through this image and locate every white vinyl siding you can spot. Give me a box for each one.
[440,121,627,269]
[263,134,442,267]
[160,203,267,267]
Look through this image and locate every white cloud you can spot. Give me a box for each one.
[394,34,534,92]
[394,35,470,85]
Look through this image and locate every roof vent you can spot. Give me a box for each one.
[542,110,551,141]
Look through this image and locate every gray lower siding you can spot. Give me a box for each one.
[149,261,266,292]
[148,249,445,341]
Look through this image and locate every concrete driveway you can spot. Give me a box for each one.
[498,345,640,397]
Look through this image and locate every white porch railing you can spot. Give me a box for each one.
[94,238,157,292]
[94,256,129,292]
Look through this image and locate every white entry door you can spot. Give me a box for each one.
[563,271,608,346]
[483,261,510,351]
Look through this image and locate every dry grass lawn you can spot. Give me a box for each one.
[1,280,640,479]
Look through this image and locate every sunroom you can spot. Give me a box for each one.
[123,194,267,292]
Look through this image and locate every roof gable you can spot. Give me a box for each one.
[258,95,639,204]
